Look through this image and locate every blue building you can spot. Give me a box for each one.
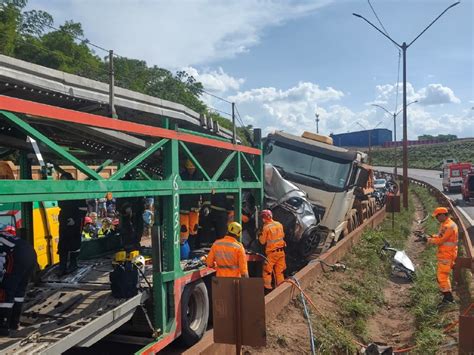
[331,128,392,147]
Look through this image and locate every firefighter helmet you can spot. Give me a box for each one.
[260,209,273,220]
[184,159,195,169]
[228,222,242,238]
[432,207,448,217]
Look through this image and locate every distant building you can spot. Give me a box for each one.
[331,128,392,147]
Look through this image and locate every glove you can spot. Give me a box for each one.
[202,207,210,217]
[66,218,75,226]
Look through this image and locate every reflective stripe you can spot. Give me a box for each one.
[215,251,235,259]
[439,259,451,265]
[13,297,24,302]
[267,238,284,244]
[215,241,240,250]
[0,303,13,308]
[211,205,227,212]
[0,237,15,248]
[217,265,239,269]
[442,242,457,247]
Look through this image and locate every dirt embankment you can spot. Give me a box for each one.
[245,193,460,354]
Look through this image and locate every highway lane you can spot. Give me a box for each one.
[376,166,474,228]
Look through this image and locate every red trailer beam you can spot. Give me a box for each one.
[0,96,261,155]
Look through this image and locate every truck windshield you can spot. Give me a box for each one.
[265,143,352,190]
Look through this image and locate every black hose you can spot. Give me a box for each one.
[291,276,316,355]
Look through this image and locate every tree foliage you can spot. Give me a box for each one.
[0,0,251,143]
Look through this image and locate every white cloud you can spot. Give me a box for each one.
[371,82,460,107]
[227,82,345,135]
[417,84,461,105]
[183,66,244,94]
[227,80,471,139]
[29,0,331,69]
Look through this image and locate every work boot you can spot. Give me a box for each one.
[0,307,12,336]
[56,252,69,276]
[67,251,79,273]
[438,292,455,308]
[9,303,23,330]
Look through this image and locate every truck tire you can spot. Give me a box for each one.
[180,280,209,347]
[298,226,321,258]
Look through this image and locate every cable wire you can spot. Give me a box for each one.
[394,51,402,114]
[43,22,112,54]
[288,277,316,355]
[200,89,232,104]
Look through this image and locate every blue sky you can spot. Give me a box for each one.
[28,0,474,139]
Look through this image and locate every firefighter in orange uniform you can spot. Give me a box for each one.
[427,207,458,304]
[206,222,248,278]
[259,210,286,291]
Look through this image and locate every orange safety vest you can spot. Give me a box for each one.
[429,217,458,261]
[206,236,248,278]
[259,220,286,254]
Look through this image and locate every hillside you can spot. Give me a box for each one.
[369,139,474,169]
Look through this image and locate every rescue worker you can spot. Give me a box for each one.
[180,160,202,252]
[427,207,458,304]
[0,231,37,335]
[98,218,113,238]
[206,222,248,278]
[57,173,87,276]
[81,217,96,241]
[259,210,286,291]
[201,191,234,245]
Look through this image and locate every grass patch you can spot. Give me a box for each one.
[410,186,448,354]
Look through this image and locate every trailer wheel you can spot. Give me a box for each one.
[180,280,209,346]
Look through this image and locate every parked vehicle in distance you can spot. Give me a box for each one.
[462,171,474,202]
[441,162,472,193]
[374,178,387,190]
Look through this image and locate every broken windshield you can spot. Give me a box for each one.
[265,142,352,191]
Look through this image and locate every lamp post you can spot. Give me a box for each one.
[353,1,460,209]
[315,112,320,133]
[356,120,383,165]
[372,100,418,176]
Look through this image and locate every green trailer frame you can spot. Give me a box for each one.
[0,95,263,353]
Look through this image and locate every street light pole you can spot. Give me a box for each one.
[353,1,460,209]
[315,113,320,133]
[373,100,418,177]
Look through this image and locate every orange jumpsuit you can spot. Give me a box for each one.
[206,236,248,278]
[259,219,286,289]
[428,217,458,292]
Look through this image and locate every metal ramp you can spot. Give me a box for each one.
[0,260,151,354]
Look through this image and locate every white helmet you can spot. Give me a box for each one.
[132,255,146,273]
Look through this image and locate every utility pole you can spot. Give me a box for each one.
[353,1,460,209]
[232,102,236,144]
[109,50,117,118]
[315,112,320,133]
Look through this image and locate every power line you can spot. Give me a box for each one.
[367,0,392,41]
[13,37,111,77]
[234,105,247,128]
[208,106,232,117]
[43,23,116,56]
[200,89,232,104]
[367,0,402,114]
